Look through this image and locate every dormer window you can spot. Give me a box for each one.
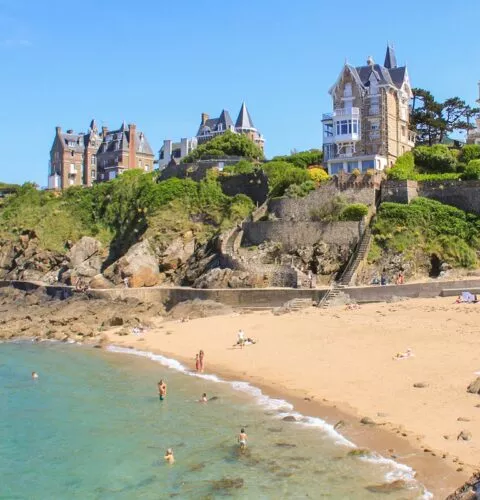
[344,83,352,97]
[217,123,223,132]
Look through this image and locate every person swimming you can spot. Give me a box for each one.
[164,448,175,464]
[31,371,39,380]
[199,393,208,403]
[238,428,248,450]
[158,380,167,401]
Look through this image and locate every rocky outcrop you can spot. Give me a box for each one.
[0,232,65,282]
[467,377,480,394]
[88,274,114,289]
[159,233,196,272]
[0,286,165,342]
[104,239,162,288]
[67,237,103,278]
[446,472,480,500]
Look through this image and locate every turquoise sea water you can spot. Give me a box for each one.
[0,341,430,499]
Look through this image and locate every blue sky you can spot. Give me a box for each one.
[0,0,479,186]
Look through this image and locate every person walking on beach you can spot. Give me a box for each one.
[238,428,248,450]
[195,353,200,372]
[236,330,245,348]
[199,350,205,372]
[164,448,175,464]
[158,380,167,401]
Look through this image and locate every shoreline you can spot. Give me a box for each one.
[2,287,479,497]
[105,340,467,498]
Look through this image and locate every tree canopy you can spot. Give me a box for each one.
[182,131,264,163]
[411,88,479,146]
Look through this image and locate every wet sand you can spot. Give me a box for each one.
[105,296,480,497]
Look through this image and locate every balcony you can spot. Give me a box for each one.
[333,107,360,118]
[322,113,333,121]
[334,132,360,142]
[323,134,335,144]
[407,131,416,147]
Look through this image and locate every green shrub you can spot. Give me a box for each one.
[373,197,480,268]
[461,160,480,180]
[387,152,415,180]
[222,160,257,175]
[285,180,316,198]
[309,195,347,222]
[413,145,457,173]
[307,167,329,183]
[262,161,309,197]
[459,144,480,165]
[271,149,323,169]
[182,130,264,163]
[339,203,369,221]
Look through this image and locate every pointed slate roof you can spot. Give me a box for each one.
[235,102,255,129]
[217,109,234,130]
[384,45,397,69]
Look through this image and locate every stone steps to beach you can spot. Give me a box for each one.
[337,228,372,286]
[285,298,314,311]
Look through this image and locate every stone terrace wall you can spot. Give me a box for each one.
[419,180,480,215]
[381,180,419,204]
[269,181,376,221]
[381,180,480,215]
[242,221,361,251]
[219,171,268,205]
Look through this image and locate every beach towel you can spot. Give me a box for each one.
[461,291,476,303]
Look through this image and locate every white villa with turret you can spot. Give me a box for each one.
[322,45,416,175]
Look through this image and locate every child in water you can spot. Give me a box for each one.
[238,428,248,450]
[164,448,175,464]
[199,393,208,403]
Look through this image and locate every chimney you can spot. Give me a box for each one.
[201,113,209,125]
[128,123,136,170]
[102,126,108,138]
[55,126,62,135]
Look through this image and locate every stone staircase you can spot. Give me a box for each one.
[285,298,314,311]
[318,282,345,308]
[337,227,372,286]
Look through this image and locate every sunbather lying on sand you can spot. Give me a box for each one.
[393,348,414,360]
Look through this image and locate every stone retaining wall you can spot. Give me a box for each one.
[242,221,361,251]
[269,182,376,221]
[4,279,480,308]
[382,180,480,215]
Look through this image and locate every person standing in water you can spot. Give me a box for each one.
[238,428,248,450]
[164,448,175,464]
[31,372,39,380]
[195,354,200,372]
[158,380,167,401]
[199,350,205,373]
[199,393,208,403]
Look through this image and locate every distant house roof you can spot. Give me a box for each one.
[235,102,255,130]
[197,109,234,136]
[331,46,409,96]
[99,124,154,156]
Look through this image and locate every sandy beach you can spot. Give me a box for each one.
[105,296,480,497]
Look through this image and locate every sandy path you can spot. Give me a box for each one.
[106,296,480,496]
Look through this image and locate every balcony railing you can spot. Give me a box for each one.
[322,113,333,121]
[333,107,360,118]
[334,132,360,142]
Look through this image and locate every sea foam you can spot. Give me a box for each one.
[106,344,432,495]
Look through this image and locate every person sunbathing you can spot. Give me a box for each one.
[393,348,413,360]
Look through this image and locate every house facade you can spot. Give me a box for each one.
[48,120,154,189]
[322,46,415,175]
[467,82,480,145]
[158,103,264,168]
